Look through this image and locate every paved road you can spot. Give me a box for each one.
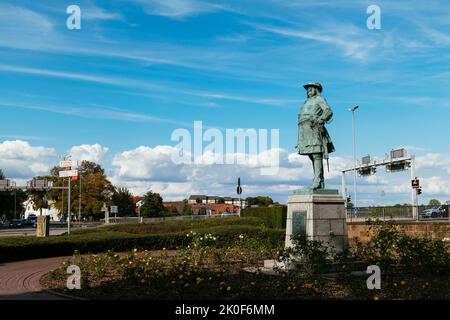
[0,223,102,237]
[0,228,68,237]
[0,257,69,300]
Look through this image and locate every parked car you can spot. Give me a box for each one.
[25,215,38,227]
[9,219,26,228]
[421,205,447,218]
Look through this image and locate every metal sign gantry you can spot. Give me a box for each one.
[341,148,420,219]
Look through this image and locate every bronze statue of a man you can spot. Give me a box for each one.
[296,82,335,190]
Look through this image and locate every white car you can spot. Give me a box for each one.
[422,205,446,218]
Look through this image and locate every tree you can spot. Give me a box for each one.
[196,197,202,204]
[217,198,225,204]
[182,199,192,215]
[140,191,164,218]
[28,177,49,215]
[0,169,9,218]
[48,161,115,219]
[428,199,441,206]
[0,169,27,220]
[246,196,274,207]
[165,205,179,216]
[111,188,134,216]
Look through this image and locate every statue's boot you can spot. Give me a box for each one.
[311,154,324,190]
[308,154,315,187]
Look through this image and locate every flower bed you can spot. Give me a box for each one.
[41,224,450,300]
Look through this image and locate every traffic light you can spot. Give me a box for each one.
[417,187,422,195]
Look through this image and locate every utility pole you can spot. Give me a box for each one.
[349,105,359,208]
[68,176,71,235]
[410,156,418,220]
[237,177,242,217]
[78,171,82,227]
[14,191,16,219]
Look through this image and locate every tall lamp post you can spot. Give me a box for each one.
[348,105,359,209]
[78,171,82,227]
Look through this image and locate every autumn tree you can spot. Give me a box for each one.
[48,161,114,219]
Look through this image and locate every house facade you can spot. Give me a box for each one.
[188,195,247,208]
[23,199,59,221]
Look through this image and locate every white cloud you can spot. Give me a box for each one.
[132,0,227,18]
[415,153,450,175]
[69,144,109,163]
[0,140,57,178]
[421,176,450,196]
[83,5,122,21]
[2,139,450,204]
[110,145,354,198]
[112,145,190,182]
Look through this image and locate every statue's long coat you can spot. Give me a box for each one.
[297,95,335,159]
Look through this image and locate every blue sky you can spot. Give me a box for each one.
[1,0,450,205]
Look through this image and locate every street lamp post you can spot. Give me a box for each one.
[349,105,359,209]
[14,190,16,219]
[63,155,72,235]
[78,171,82,227]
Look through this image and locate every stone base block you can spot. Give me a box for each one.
[36,215,50,237]
[285,191,348,253]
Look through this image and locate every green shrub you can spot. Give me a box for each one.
[241,206,287,229]
[351,220,450,274]
[278,234,330,279]
[0,223,284,263]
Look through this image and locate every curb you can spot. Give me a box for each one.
[42,288,89,300]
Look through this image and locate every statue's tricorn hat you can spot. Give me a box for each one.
[303,82,323,93]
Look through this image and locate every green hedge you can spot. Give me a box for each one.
[241,206,287,229]
[0,224,284,263]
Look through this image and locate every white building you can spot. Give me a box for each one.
[23,199,60,221]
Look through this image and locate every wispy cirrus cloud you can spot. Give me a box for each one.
[130,0,233,18]
[82,4,123,21]
[247,22,376,61]
[0,101,192,127]
[0,3,55,50]
[0,64,296,108]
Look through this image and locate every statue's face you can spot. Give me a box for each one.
[307,87,317,98]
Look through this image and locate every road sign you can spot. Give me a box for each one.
[59,160,78,168]
[237,177,242,195]
[111,206,118,214]
[411,179,420,189]
[59,170,78,178]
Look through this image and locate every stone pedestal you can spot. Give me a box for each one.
[36,215,50,237]
[285,189,348,253]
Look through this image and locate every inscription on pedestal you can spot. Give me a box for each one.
[292,211,306,237]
